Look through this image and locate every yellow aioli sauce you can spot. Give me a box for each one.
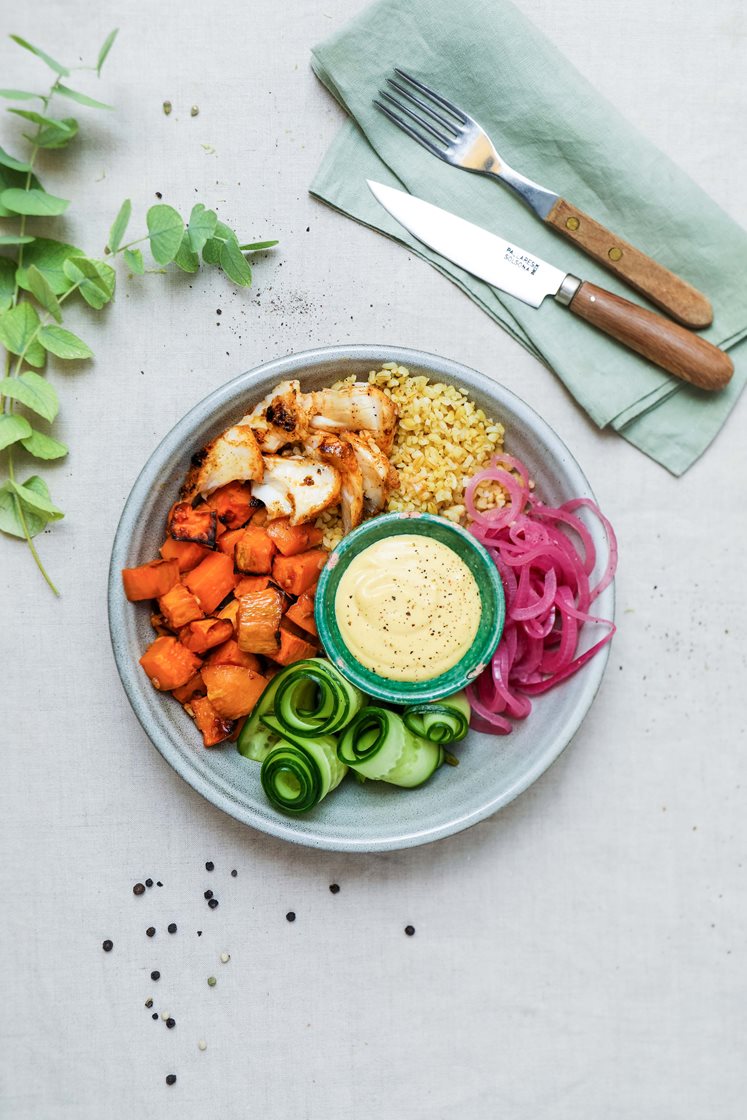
[334,534,481,682]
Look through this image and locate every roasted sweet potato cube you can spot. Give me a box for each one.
[235,526,276,574]
[207,481,258,530]
[179,617,234,655]
[266,517,324,557]
[205,638,261,673]
[284,589,317,637]
[272,549,327,597]
[171,671,207,704]
[122,558,180,601]
[139,636,201,691]
[191,695,234,747]
[201,664,269,720]
[234,575,273,596]
[273,621,319,666]
[158,582,204,630]
[159,537,212,573]
[217,528,245,562]
[236,587,284,656]
[168,501,217,546]
[183,552,237,613]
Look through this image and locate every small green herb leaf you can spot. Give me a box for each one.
[38,324,93,360]
[240,240,279,251]
[174,232,199,273]
[202,237,221,265]
[0,163,40,217]
[20,428,68,460]
[0,145,32,172]
[97,29,119,75]
[9,35,70,77]
[0,234,35,246]
[0,258,16,311]
[8,109,79,149]
[0,188,70,216]
[0,89,42,101]
[0,302,41,355]
[24,339,47,369]
[56,84,114,111]
[0,481,40,538]
[26,265,62,322]
[0,414,33,451]
[219,239,252,287]
[10,475,64,520]
[214,220,238,243]
[146,204,185,265]
[187,203,218,254]
[108,198,131,254]
[123,248,144,275]
[16,239,85,295]
[62,257,115,309]
[0,371,58,422]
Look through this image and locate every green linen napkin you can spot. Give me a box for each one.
[310,0,747,474]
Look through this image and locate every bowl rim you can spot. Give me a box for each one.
[108,343,615,851]
[314,511,506,703]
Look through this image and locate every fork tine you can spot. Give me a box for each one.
[385,78,461,138]
[378,90,451,146]
[393,68,469,126]
[373,100,450,163]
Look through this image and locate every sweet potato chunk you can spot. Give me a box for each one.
[234,575,273,596]
[205,638,261,673]
[122,559,179,601]
[274,621,318,666]
[266,517,324,557]
[235,526,276,574]
[191,695,235,747]
[207,481,257,530]
[272,549,327,597]
[201,664,268,720]
[217,528,245,562]
[179,617,234,655]
[284,589,317,637]
[159,538,212,573]
[158,583,204,630]
[236,587,284,656]
[183,552,237,613]
[171,671,207,704]
[140,636,201,691]
[168,502,217,547]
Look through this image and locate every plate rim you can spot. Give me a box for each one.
[108,343,615,852]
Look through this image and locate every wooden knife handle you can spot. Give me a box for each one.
[567,281,733,391]
[547,198,713,330]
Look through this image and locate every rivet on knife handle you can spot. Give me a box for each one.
[563,280,732,392]
[546,199,713,330]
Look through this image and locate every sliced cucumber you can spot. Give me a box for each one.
[260,714,348,814]
[338,707,444,788]
[402,691,471,745]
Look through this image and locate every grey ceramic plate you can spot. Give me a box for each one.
[108,345,615,851]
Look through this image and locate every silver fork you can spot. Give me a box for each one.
[374,68,558,218]
[373,68,713,329]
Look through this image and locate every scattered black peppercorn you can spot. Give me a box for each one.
[156,881,163,887]
[145,879,153,888]
[205,861,214,872]
[208,898,219,910]
[151,971,160,981]
[152,1012,159,1020]
[145,998,153,1009]
[216,309,222,316]
[166,1074,176,1086]
[231,869,237,877]
[155,191,162,199]
[133,883,145,896]
[197,931,202,937]
[102,939,113,952]
[166,1018,176,1029]
[204,890,213,900]
[405,926,415,936]
[286,912,296,923]
[146,927,156,938]
[329,884,340,894]
[168,923,177,934]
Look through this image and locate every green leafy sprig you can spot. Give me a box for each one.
[0,32,278,594]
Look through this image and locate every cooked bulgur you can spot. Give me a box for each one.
[316,363,505,549]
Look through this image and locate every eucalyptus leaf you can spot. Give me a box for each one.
[8,109,78,149]
[0,163,39,217]
[9,35,69,77]
[174,232,199,273]
[10,476,63,519]
[240,240,279,251]
[0,234,35,246]
[108,198,131,253]
[146,204,184,265]
[0,414,32,451]
[0,89,42,101]
[56,84,114,111]
[38,324,93,360]
[187,203,217,253]
[0,145,32,172]
[0,258,16,311]
[26,265,62,322]
[0,301,40,355]
[219,238,252,287]
[62,257,115,309]
[0,188,70,216]
[97,29,119,75]
[16,239,85,295]
[0,479,47,538]
[123,248,144,275]
[202,237,221,265]
[0,371,58,422]
[214,220,238,243]
[20,427,68,460]
[24,338,47,369]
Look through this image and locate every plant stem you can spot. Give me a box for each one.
[5,446,59,595]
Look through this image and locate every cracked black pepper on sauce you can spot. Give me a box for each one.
[334,535,481,681]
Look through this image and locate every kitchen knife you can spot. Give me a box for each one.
[367,180,733,392]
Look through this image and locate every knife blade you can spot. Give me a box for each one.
[367,180,733,393]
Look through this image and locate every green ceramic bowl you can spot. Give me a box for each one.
[314,512,505,704]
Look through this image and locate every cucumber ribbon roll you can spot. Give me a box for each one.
[259,715,348,814]
[402,691,471,745]
[338,707,444,788]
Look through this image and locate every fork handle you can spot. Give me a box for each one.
[565,281,732,391]
[546,198,713,330]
